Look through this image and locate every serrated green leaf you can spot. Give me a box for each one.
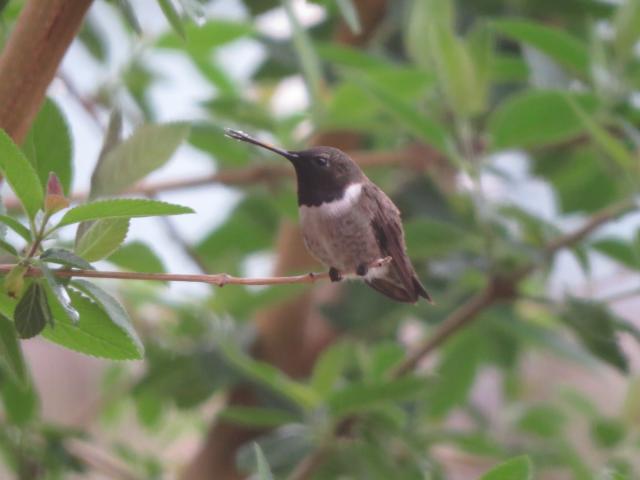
[157,0,185,39]
[43,289,142,360]
[75,218,130,262]
[0,314,27,385]
[40,248,95,270]
[219,406,299,428]
[22,98,73,194]
[107,241,165,273]
[72,280,143,358]
[492,19,589,77]
[0,215,31,241]
[58,199,194,227]
[40,263,79,326]
[480,455,532,480]
[561,298,628,372]
[488,90,598,149]
[90,122,190,198]
[254,443,274,480]
[0,129,44,219]
[328,376,426,417]
[14,282,51,339]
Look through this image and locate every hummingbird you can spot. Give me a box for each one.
[224,129,432,304]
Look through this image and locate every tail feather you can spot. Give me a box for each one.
[365,274,432,304]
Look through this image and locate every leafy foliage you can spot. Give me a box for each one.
[1,0,640,478]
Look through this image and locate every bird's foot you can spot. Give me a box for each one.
[356,263,368,277]
[329,267,343,282]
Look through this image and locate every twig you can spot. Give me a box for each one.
[0,258,392,287]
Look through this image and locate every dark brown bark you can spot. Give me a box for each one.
[0,0,93,142]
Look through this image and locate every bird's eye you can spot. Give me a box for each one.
[315,156,329,167]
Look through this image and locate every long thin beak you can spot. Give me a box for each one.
[224,128,298,161]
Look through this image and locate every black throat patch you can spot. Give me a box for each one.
[294,167,352,207]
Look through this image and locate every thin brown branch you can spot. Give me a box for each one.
[1,264,326,286]
[1,258,393,287]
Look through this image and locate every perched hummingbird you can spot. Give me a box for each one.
[225,129,432,304]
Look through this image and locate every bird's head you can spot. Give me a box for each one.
[225,129,364,206]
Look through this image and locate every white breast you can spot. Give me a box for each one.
[299,182,363,219]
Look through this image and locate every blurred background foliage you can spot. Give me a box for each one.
[1,0,640,478]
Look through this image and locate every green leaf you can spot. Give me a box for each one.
[219,406,299,428]
[518,404,566,437]
[157,19,252,50]
[74,218,130,262]
[405,0,453,70]
[353,75,449,154]
[565,96,635,169]
[592,238,640,271]
[533,147,623,214]
[488,90,598,149]
[0,239,18,257]
[0,374,38,426]
[157,0,185,39]
[217,340,319,410]
[561,298,628,372]
[41,263,79,326]
[90,123,190,198]
[428,333,480,417]
[72,280,144,358]
[40,248,95,270]
[335,0,361,34]
[253,443,274,480]
[591,417,626,448]
[0,314,27,385]
[480,455,532,480]
[0,214,31,241]
[428,20,482,116]
[310,341,349,397]
[613,0,640,62]
[281,0,324,120]
[328,376,425,417]
[107,241,165,273]
[43,288,142,360]
[492,19,589,77]
[14,282,51,339]
[58,199,194,227]
[22,98,73,194]
[0,129,44,219]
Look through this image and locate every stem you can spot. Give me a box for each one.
[25,212,51,259]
